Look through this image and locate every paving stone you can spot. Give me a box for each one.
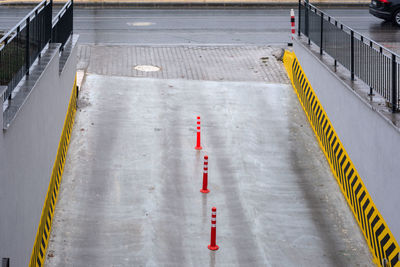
[78,45,290,83]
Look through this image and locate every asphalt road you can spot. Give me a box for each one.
[1,7,400,47]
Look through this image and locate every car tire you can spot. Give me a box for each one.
[393,10,400,26]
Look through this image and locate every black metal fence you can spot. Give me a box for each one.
[52,0,73,50]
[0,0,73,103]
[299,0,399,113]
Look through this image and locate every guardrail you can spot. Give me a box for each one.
[0,0,52,103]
[0,0,73,104]
[298,0,399,113]
[52,0,73,51]
[1,258,10,267]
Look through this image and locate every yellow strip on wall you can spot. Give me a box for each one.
[283,51,400,267]
[29,76,77,267]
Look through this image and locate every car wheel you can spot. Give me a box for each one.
[394,10,400,26]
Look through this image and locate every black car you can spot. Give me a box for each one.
[370,0,400,26]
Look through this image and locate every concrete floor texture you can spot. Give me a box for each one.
[46,46,373,266]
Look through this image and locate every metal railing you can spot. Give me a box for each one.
[0,0,52,103]
[0,0,73,104]
[2,258,10,267]
[52,0,73,50]
[299,0,399,113]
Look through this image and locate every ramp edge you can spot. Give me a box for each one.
[28,75,77,267]
[283,51,400,267]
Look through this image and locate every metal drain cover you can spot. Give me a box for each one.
[134,65,161,72]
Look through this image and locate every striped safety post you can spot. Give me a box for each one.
[208,207,219,251]
[195,116,202,150]
[289,9,295,46]
[200,155,210,193]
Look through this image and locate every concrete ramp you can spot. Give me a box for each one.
[46,46,372,266]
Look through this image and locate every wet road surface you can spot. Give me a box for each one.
[45,46,373,266]
[0,6,382,265]
[1,7,400,49]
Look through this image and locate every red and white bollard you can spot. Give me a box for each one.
[208,207,219,251]
[200,155,210,193]
[289,9,295,46]
[195,116,202,150]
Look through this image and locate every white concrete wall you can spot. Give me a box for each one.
[293,40,400,244]
[0,38,77,267]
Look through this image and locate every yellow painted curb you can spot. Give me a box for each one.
[29,76,77,267]
[283,50,400,267]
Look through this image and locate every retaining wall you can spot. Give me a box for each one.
[287,40,400,266]
[0,37,78,267]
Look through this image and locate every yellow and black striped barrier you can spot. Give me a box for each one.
[29,76,77,267]
[283,51,400,267]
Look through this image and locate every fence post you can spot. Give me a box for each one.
[369,41,374,96]
[305,0,309,44]
[16,26,20,75]
[49,0,53,42]
[25,16,30,76]
[392,54,397,112]
[350,30,354,80]
[71,0,74,34]
[0,48,2,89]
[36,9,42,59]
[2,258,10,267]
[298,0,301,36]
[320,12,323,55]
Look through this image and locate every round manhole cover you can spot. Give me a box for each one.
[134,65,161,72]
[127,22,155,27]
